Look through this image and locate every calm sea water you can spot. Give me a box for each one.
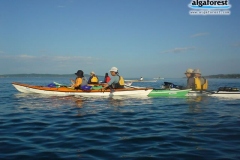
[1,77,240,159]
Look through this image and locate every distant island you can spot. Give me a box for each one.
[1,73,240,79]
[204,74,240,79]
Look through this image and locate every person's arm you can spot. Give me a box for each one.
[71,78,82,88]
[102,77,116,89]
[186,78,194,89]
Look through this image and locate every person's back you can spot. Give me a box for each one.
[104,73,111,83]
[192,69,208,90]
[88,71,99,84]
[108,75,120,88]
[81,77,88,86]
[114,75,124,89]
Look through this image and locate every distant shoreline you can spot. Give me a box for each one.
[204,74,240,79]
[1,73,240,79]
[0,73,90,78]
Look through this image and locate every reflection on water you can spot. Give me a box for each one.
[13,92,220,116]
[75,99,84,108]
[185,96,211,113]
[188,96,203,103]
[108,97,126,107]
[0,83,237,159]
[1,78,240,159]
[13,93,154,117]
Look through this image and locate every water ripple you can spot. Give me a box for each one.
[1,78,240,159]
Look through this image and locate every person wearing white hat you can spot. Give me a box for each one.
[102,67,125,89]
[88,71,99,84]
[184,68,194,89]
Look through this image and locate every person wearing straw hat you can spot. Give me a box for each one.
[184,68,194,89]
[70,70,88,89]
[192,69,208,90]
[88,71,99,84]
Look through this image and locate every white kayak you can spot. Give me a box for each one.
[210,91,240,98]
[208,87,240,98]
[186,90,211,96]
[12,82,152,97]
[187,90,240,98]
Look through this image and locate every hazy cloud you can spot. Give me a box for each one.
[19,54,36,59]
[0,54,100,74]
[191,32,209,38]
[0,54,94,60]
[160,47,195,54]
[232,42,240,47]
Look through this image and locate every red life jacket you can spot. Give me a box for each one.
[105,76,111,83]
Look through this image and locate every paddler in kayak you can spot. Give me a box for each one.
[102,67,125,89]
[88,71,99,84]
[70,70,88,89]
[192,69,208,91]
[104,73,111,83]
[184,68,194,89]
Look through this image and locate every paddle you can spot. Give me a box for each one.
[99,86,115,93]
[124,84,151,91]
[124,84,140,89]
[53,81,69,87]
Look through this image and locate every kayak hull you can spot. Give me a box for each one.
[12,82,152,97]
[148,89,191,97]
[186,90,210,96]
[148,89,211,97]
[210,91,240,98]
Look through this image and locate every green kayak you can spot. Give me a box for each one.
[148,89,191,97]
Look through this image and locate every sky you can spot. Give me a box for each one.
[0,0,239,78]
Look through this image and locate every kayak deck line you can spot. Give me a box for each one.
[12,82,152,92]
[125,80,157,83]
[12,82,153,97]
[12,82,240,98]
